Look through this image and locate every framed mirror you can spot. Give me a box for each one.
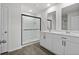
[62,3,79,32]
[47,11,56,31]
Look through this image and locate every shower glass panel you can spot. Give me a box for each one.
[22,15,41,44]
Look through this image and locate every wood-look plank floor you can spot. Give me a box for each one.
[2,43,55,55]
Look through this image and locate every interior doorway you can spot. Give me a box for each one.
[0,4,8,54]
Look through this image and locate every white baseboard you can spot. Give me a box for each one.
[8,40,40,52]
[8,46,22,52]
[22,40,40,48]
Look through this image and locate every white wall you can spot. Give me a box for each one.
[8,4,21,51]
[39,10,47,31]
[21,4,37,16]
[56,4,62,30]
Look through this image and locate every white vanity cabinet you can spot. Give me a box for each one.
[40,32,65,54]
[40,32,79,55]
[40,32,48,49]
[49,33,64,54]
[65,36,79,55]
[40,32,53,51]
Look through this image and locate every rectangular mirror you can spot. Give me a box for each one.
[62,3,79,31]
[47,11,56,31]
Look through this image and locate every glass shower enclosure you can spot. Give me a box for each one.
[21,14,41,45]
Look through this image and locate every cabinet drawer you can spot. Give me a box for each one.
[70,36,79,44]
[65,41,79,55]
[51,33,70,40]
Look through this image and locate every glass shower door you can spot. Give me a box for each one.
[22,15,41,44]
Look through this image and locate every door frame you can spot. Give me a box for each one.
[21,14,41,45]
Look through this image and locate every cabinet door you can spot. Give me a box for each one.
[40,32,54,51]
[1,4,8,53]
[40,32,48,49]
[51,34,64,55]
[65,36,79,55]
[45,33,54,51]
[40,33,64,55]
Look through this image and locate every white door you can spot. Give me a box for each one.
[0,3,2,54]
[0,4,8,54]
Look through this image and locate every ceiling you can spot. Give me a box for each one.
[21,3,57,14]
[62,3,79,16]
